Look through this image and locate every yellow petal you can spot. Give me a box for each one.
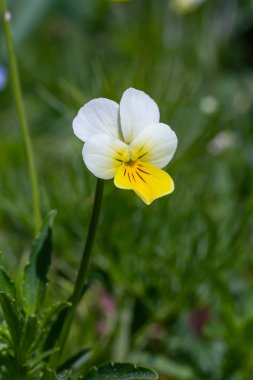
[114,161,174,205]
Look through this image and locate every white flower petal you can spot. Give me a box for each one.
[82,134,130,180]
[73,98,120,142]
[119,88,160,144]
[130,123,178,168]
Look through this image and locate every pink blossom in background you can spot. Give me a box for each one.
[99,291,116,315]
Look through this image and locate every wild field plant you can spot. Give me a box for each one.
[1,1,253,380]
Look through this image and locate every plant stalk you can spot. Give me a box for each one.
[51,178,104,368]
[1,0,41,233]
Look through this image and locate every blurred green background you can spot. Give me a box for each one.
[1,0,253,378]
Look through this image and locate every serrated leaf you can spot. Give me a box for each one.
[0,265,16,299]
[86,363,159,380]
[0,291,23,351]
[58,348,91,373]
[21,210,56,314]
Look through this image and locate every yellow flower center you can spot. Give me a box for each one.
[125,160,136,167]
[112,145,174,204]
[114,144,149,166]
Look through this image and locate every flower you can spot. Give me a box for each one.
[73,88,178,205]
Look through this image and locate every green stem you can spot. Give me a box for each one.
[1,0,41,233]
[51,179,104,368]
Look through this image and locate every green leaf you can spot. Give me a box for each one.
[20,314,38,354]
[0,353,16,378]
[28,347,59,370]
[128,352,195,380]
[58,348,91,373]
[42,282,89,351]
[0,291,23,350]
[41,367,73,380]
[85,363,159,380]
[41,367,59,380]
[0,265,16,299]
[29,301,70,352]
[42,301,71,351]
[21,210,57,314]
[57,371,73,380]
[0,322,11,345]
[42,300,72,327]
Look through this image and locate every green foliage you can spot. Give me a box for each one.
[20,210,56,314]
[58,348,92,373]
[0,262,16,299]
[85,363,158,380]
[41,368,73,380]
[41,300,71,351]
[0,214,157,380]
[0,292,23,353]
[0,213,77,379]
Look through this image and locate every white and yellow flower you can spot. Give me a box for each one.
[73,88,177,205]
